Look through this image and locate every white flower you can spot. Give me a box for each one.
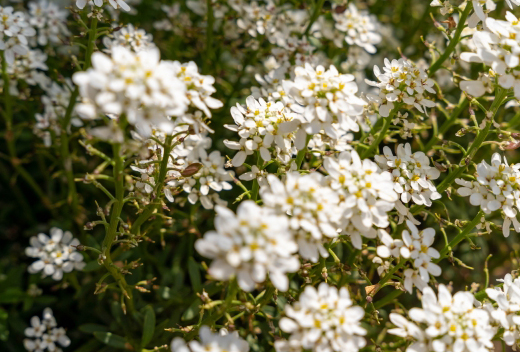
[468,0,496,28]
[132,126,233,209]
[461,11,520,94]
[430,0,454,15]
[171,61,224,117]
[25,228,85,281]
[460,73,495,97]
[76,0,130,12]
[275,282,366,352]
[236,1,277,39]
[103,24,155,53]
[366,58,436,117]
[283,64,367,140]
[485,273,520,347]
[72,46,189,136]
[28,0,70,46]
[0,6,36,64]
[389,285,496,352]
[34,80,78,146]
[260,172,341,262]
[455,153,520,237]
[224,96,304,167]
[6,48,51,96]
[376,221,441,294]
[375,143,441,207]
[171,326,249,352]
[23,308,71,352]
[506,0,520,8]
[332,3,382,54]
[195,201,299,292]
[324,150,398,247]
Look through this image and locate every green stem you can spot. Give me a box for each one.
[435,88,507,195]
[361,107,398,159]
[204,0,214,72]
[187,279,239,339]
[422,96,468,152]
[132,135,175,235]
[295,134,311,170]
[435,210,483,262]
[61,16,99,217]
[102,143,134,313]
[428,1,472,77]
[251,154,263,201]
[1,51,53,210]
[378,260,404,287]
[304,0,326,36]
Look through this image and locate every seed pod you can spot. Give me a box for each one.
[181,163,203,177]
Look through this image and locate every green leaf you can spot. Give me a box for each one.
[79,324,109,334]
[181,298,201,321]
[187,257,202,293]
[0,288,25,303]
[72,338,103,352]
[93,332,127,349]
[141,306,155,347]
[82,261,101,272]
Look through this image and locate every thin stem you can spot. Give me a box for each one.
[435,88,507,194]
[304,0,326,36]
[428,1,472,77]
[361,107,398,159]
[1,51,53,210]
[251,153,263,201]
[436,210,484,262]
[422,96,468,152]
[132,135,175,235]
[101,143,134,313]
[378,260,404,287]
[204,0,214,72]
[61,16,99,217]
[295,134,311,170]
[187,279,239,339]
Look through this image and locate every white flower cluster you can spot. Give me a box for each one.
[224,96,305,167]
[260,172,341,262]
[25,227,85,281]
[6,48,50,96]
[195,201,299,292]
[171,326,249,352]
[172,61,224,118]
[375,143,441,207]
[275,282,366,352]
[485,273,520,347]
[76,0,130,12]
[389,285,496,352]
[283,64,367,139]
[366,58,436,117]
[28,0,70,47]
[131,126,233,210]
[468,0,496,28]
[376,221,441,293]
[236,0,277,39]
[332,4,382,54]
[72,47,188,136]
[24,308,70,352]
[153,4,192,34]
[466,0,519,29]
[324,150,398,249]
[103,24,155,53]
[34,81,80,147]
[456,153,520,237]
[460,11,520,100]
[0,5,36,64]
